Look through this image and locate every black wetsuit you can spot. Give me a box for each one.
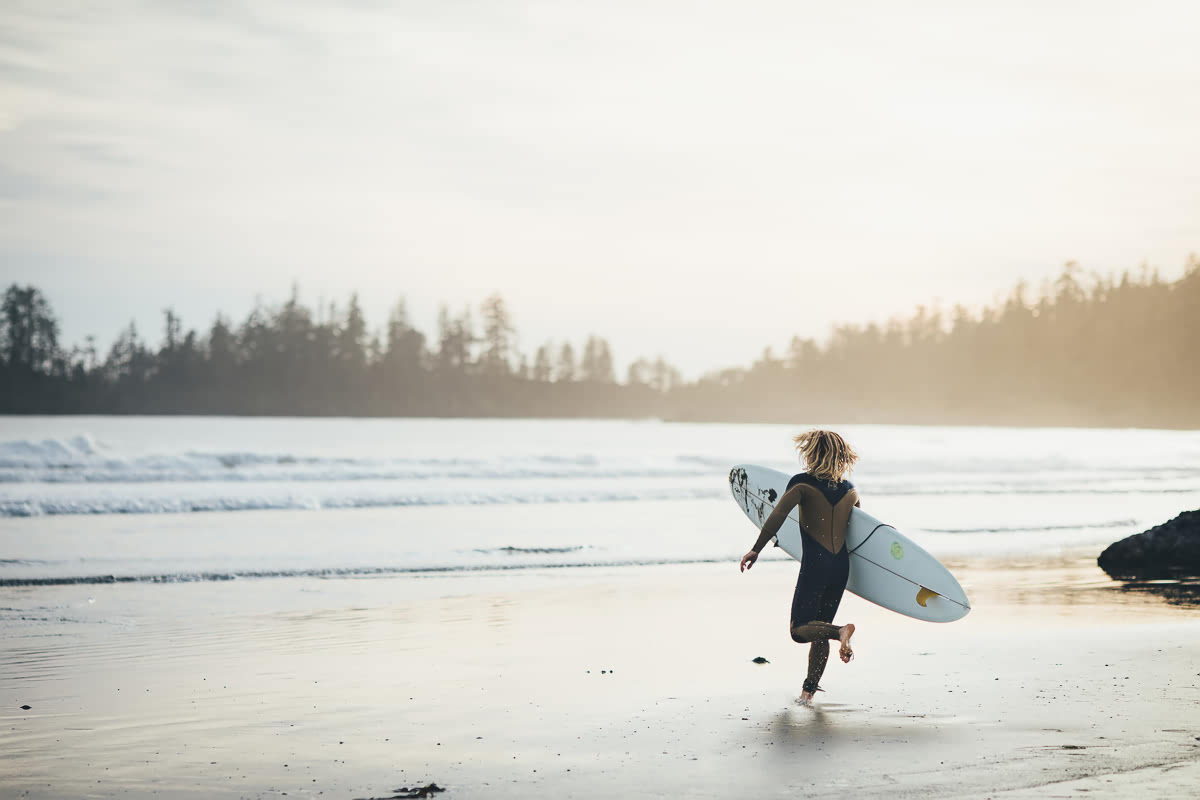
[785,473,855,694]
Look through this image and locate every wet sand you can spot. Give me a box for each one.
[2,558,1199,799]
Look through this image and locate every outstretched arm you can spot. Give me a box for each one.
[740,485,804,571]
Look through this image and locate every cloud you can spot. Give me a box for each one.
[2,0,1199,375]
[0,161,115,204]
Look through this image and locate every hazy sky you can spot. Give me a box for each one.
[2,1,1198,376]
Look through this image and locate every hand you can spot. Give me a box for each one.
[740,550,758,572]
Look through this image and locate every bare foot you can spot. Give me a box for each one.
[798,690,814,705]
[838,623,856,663]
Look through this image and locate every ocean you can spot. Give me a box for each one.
[2,416,1198,586]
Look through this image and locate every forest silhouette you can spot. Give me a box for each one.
[2,257,1198,428]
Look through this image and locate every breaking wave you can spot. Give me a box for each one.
[0,435,717,484]
[0,486,722,517]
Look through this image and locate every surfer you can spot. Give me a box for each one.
[740,429,860,704]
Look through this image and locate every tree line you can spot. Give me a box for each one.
[0,286,682,418]
[679,257,1200,428]
[2,256,1198,427]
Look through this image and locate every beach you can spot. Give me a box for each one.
[3,418,1200,798]
[3,551,1200,799]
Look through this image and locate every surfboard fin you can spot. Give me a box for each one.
[915,586,939,607]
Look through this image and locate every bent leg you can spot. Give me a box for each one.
[790,563,844,643]
[821,552,854,663]
[791,581,846,644]
[789,620,842,643]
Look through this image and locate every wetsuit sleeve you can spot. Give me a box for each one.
[750,484,804,553]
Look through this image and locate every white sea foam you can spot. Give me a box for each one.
[0,435,726,485]
[2,432,1196,509]
[0,485,722,517]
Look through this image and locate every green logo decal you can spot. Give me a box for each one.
[890,541,904,560]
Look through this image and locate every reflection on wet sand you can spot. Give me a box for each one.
[1110,575,1200,607]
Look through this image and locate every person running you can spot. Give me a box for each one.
[740,429,860,704]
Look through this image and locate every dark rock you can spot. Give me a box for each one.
[1098,509,1200,577]
[752,657,769,664]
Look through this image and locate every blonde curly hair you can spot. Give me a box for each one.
[793,429,858,483]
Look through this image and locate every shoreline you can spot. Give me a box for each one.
[3,542,1199,612]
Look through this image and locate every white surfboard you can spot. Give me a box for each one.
[730,464,970,623]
